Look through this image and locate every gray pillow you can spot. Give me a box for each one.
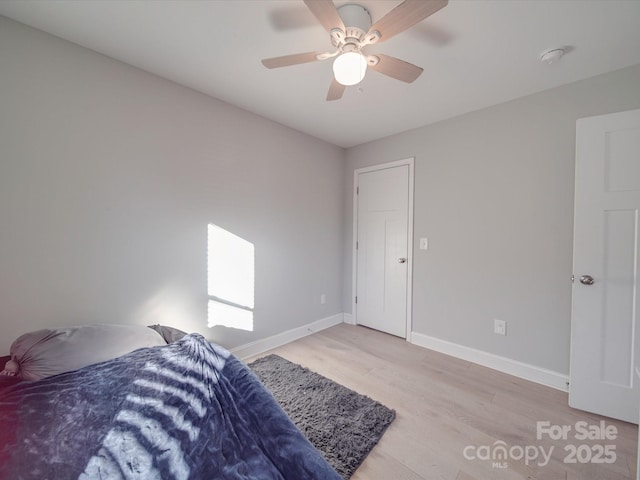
[2,324,167,381]
[147,324,188,343]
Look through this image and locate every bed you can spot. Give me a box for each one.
[0,325,342,480]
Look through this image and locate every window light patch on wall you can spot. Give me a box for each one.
[207,224,254,331]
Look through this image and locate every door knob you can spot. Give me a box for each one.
[398,258,407,264]
[579,275,594,285]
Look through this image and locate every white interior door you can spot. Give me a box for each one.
[354,160,413,338]
[569,108,640,424]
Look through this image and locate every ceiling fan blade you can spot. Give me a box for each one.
[303,0,345,33]
[368,0,448,43]
[326,78,346,101]
[368,54,423,83]
[262,52,322,69]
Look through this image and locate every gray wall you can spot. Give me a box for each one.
[0,17,345,354]
[3,13,640,379]
[344,64,640,375]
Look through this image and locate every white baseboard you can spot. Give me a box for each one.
[230,314,569,392]
[411,332,569,392]
[230,313,344,360]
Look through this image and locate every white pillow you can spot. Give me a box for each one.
[2,324,167,380]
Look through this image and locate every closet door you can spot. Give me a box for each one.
[354,159,413,338]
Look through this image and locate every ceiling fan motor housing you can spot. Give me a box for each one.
[338,4,372,32]
[332,4,373,49]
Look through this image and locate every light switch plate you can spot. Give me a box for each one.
[419,237,428,250]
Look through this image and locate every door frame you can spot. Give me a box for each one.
[352,157,415,341]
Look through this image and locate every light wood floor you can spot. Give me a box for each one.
[245,323,638,480]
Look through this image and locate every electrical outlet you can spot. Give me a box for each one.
[494,319,507,336]
[320,294,327,305]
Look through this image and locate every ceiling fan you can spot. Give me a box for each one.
[261,0,448,101]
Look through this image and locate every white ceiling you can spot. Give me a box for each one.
[2,0,640,148]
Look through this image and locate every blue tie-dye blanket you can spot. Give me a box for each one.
[0,334,341,480]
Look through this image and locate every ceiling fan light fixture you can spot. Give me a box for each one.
[333,51,367,86]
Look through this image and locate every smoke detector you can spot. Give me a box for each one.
[539,48,565,65]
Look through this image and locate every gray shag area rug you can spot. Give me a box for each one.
[248,354,395,479]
